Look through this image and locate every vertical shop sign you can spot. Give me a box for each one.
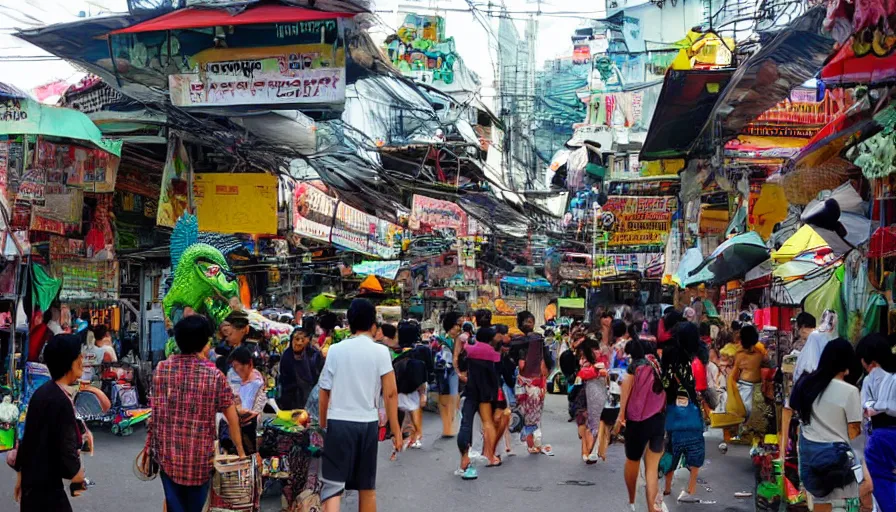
[331,201,370,254]
[293,182,336,242]
[157,137,192,228]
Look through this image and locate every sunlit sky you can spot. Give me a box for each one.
[0,0,598,92]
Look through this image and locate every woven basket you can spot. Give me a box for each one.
[782,157,856,205]
[209,443,260,511]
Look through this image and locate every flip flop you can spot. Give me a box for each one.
[541,445,555,456]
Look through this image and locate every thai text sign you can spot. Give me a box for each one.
[409,194,467,235]
[603,195,677,247]
[52,259,119,300]
[331,201,370,254]
[169,44,346,107]
[293,182,336,242]
[193,173,278,235]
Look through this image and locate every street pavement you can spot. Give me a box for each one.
[0,394,757,511]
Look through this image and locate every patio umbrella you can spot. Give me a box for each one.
[683,232,770,286]
[770,257,841,305]
[0,82,121,156]
[771,225,829,262]
[869,226,896,258]
[801,182,872,254]
[673,247,704,287]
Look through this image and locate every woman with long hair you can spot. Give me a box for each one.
[615,338,666,512]
[791,339,871,512]
[661,322,707,504]
[856,333,896,511]
[574,337,609,464]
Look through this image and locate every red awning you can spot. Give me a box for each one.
[110,5,355,34]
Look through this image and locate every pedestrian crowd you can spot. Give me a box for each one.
[11,298,896,512]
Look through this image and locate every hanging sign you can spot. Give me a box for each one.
[169,44,346,108]
[331,201,370,254]
[409,194,467,235]
[193,173,277,235]
[368,218,404,259]
[293,182,336,242]
[603,195,677,247]
[352,260,402,280]
[157,137,192,228]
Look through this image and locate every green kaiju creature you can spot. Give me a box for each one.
[163,214,239,326]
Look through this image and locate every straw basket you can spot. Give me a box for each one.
[209,442,260,512]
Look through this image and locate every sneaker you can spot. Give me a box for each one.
[678,490,700,503]
[461,465,478,480]
[410,440,423,449]
[587,453,599,463]
[453,467,465,476]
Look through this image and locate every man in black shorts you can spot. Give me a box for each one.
[319,299,402,512]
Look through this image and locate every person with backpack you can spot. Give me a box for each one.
[615,338,667,512]
[436,312,463,437]
[661,322,708,504]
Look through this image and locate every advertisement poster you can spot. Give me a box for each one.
[193,173,277,235]
[50,236,85,259]
[603,195,677,247]
[331,201,370,254]
[368,218,404,259]
[169,43,346,108]
[293,182,336,242]
[17,167,46,203]
[156,137,192,228]
[409,194,468,235]
[65,145,119,193]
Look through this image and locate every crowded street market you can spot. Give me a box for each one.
[0,0,895,511]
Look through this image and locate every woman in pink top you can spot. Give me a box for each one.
[615,338,667,512]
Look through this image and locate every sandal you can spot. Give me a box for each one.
[486,457,502,467]
[541,445,555,456]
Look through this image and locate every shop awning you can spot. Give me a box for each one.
[821,41,896,86]
[639,68,734,161]
[0,92,121,156]
[110,5,355,34]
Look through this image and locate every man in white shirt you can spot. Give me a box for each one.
[46,307,63,336]
[319,299,402,512]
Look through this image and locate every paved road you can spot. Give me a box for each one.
[0,395,757,511]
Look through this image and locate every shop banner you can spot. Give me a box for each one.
[409,194,467,235]
[331,201,370,254]
[50,236,85,259]
[368,218,404,259]
[352,260,401,280]
[169,44,346,108]
[293,182,336,242]
[193,173,277,235]
[157,137,192,228]
[603,195,677,247]
[52,259,119,301]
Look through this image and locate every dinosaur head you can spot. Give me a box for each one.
[164,243,239,321]
[183,243,239,300]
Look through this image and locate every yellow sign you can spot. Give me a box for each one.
[604,195,677,247]
[193,173,278,235]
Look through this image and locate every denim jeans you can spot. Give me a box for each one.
[160,472,210,512]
